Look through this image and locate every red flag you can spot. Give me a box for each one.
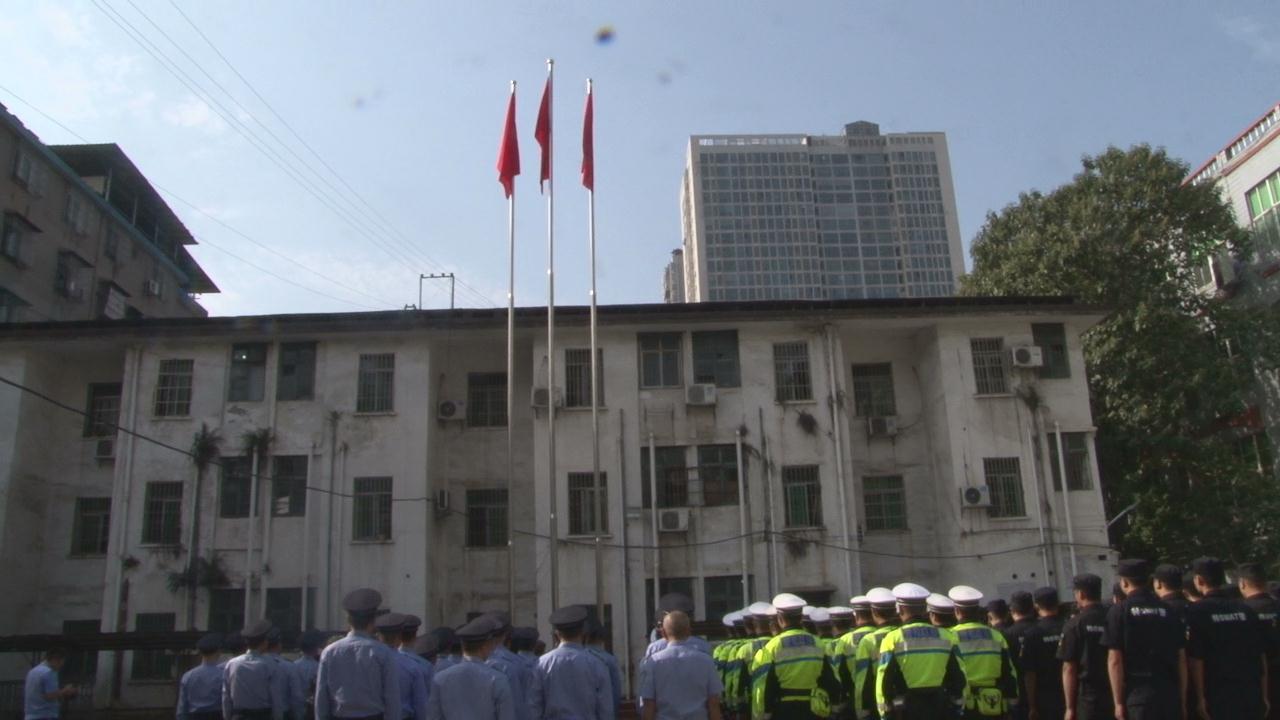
[497,90,519,198]
[535,77,551,192]
[581,85,594,191]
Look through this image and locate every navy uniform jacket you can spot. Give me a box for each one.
[1187,589,1266,716]
[177,661,224,718]
[427,657,514,720]
[222,651,287,720]
[315,631,401,720]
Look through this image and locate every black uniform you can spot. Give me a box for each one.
[1002,618,1036,720]
[1186,588,1267,719]
[1020,616,1065,720]
[1243,591,1280,716]
[1101,587,1185,720]
[1056,604,1113,720]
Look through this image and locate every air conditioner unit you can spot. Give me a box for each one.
[960,485,992,509]
[1010,345,1044,368]
[433,489,451,518]
[530,387,562,408]
[144,279,161,297]
[685,383,717,406]
[658,507,689,533]
[436,400,465,421]
[94,437,115,460]
[866,416,899,438]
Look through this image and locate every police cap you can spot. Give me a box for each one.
[828,606,854,620]
[810,607,831,624]
[849,595,871,612]
[801,605,815,620]
[412,633,438,657]
[1116,558,1150,581]
[722,611,742,627]
[772,593,807,615]
[242,619,273,642]
[1154,563,1183,589]
[298,630,327,653]
[375,612,407,633]
[402,614,423,631]
[512,626,539,644]
[948,586,984,607]
[892,583,930,606]
[1032,586,1059,607]
[456,615,498,643]
[1072,573,1103,597]
[342,588,383,615]
[658,592,695,615]
[265,626,282,645]
[485,611,513,632]
[223,631,246,654]
[431,626,456,649]
[747,601,776,618]
[866,587,897,610]
[196,633,223,654]
[549,605,590,631]
[927,593,955,614]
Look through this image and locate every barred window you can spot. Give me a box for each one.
[638,332,682,388]
[219,456,252,519]
[207,588,244,634]
[984,458,1026,518]
[61,620,100,684]
[568,473,608,535]
[851,364,896,416]
[641,446,689,508]
[466,489,508,547]
[71,497,111,555]
[1048,433,1093,491]
[131,613,176,680]
[564,348,604,407]
[84,383,121,437]
[277,342,317,401]
[773,342,813,402]
[863,475,907,531]
[692,330,741,387]
[466,373,508,427]
[228,343,267,402]
[353,477,392,541]
[705,575,753,621]
[154,359,194,417]
[357,354,395,413]
[971,338,1008,395]
[271,455,308,516]
[1032,323,1070,379]
[141,482,182,545]
[697,444,740,506]
[645,577,695,624]
[266,587,315,633]
[782,465,823,528]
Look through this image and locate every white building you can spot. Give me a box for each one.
[677,121,965,303]
[0,297,1111,709]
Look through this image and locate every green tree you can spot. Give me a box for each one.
[963,145,1280,565]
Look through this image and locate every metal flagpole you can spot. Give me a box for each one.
[506,80,517,619]
[545,58,559,611]
[587,79,604,622]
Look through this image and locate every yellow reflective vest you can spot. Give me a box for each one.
[831,626,875,715]
[951,621,1018,713]
[716,638,745,711]
[734,637,770,711]
[750,627,840,719]
[874,620,968,718]
[853,622,898,718]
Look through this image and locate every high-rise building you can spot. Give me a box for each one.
[662,248,685,302]
[675,121,964,302]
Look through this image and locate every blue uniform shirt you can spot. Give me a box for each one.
[177,661,224,718]
[392,649,429,720]
[586,647,623,713]
[427,656,514,720]
[401,649,435,704]
[638,641,723,720]
[434,654,460,675]
[486,646,530,720]
[314,631,401,719]
[222,651,287,720]
[293,655,320,718]
[24,662,61,719]
[267,653,299,720]
[529,642,613,720]
[644,636,710,660]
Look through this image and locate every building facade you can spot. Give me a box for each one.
[0,297,1111,708]
[1,103,217,323]
[676,121,965,303]
[662,249,685,303]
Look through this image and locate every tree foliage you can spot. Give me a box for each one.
[963,145,1280,565]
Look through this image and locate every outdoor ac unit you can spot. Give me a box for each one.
[144,279,161,297]
[866,416,899,438]
[1010,345,1044,368]
[658,508,689,533]
[530,387,562,408]
[434,489,451,518]
[685,383,717,406]
[437,400,465,421]
[94,437,115,460]
[960,485,992,509]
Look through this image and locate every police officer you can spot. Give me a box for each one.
[713,612,745,717]
[178,633,224,720]
[830,607,855,639]
[510,628,540,671]
[375,613,427,720]
[948,586,1017,720]
[223,620,287,720]
[431,628,460,674]
[1003,591,1035,720]
[987,600,1012,633]
[484,612,532,720]
[729,602,775,716]
[1153,565,1188,623]
[1186,556,1268,719]
[832,597,876,719]
[749,593,839,720]
[1057,574,1112,720]
[529,605,612,720]
[639,609,724,720]
[1102,559,1186,720]
[398,616,434,705]
[264,628,302,720]
[315,588,401,720]
[875,583,967,720]
[1020,587,1064,720]
[646,594,710,659]
[1237,562,1280,714]
[927,594,958,633]
[295,630,326,720]
[23,647,76,720]
[584,618,622,717]
[426,615,514,720]
[854,588,901,720]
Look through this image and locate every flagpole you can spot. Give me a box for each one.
[544,58,559,612]
[506,82,517,621]
[587,78,604,625]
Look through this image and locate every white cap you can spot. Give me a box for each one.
[866,587,897,608]
[801,605,815,620]
[927,593,955,614]
[772,593,807,614]
[748,601,776,618]
[722,611,744,627]
[810,607,831,624]
[828,606,854,619]
[948,585,985,607]
[849,595,871,611]
[892,583,930,604]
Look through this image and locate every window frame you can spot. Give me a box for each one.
[218,456,253,519]
[691,330,741,388]
[276,342,317,401]
[970,338,1009,395]
[984,457,1027,518]
[564,348,604,408]
[696,444,741,507]
[862,475,907,532]
[271,455,308,517]
[773,342,814,402]
[130,613,176,681]
[207,588,245,634]
[641,446,690,508]
[568,472,609,536]
[352,476,392,542]
[71,497,111,556]
[781,464,823,528]
[850,363,897,416]
[704,575,753,622]
[1032,323,1070,380]
[84,382,122,438]
[153,359,194,418]
[466,372,508,428]
[637,332,682,389]
[356,353,396,413]
[141,481,183,545]
[1048,432,1093,491]
[228,343,268,403]
[465,488,509,548]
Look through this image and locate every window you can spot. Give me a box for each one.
[782,465,823,528]
[773,342,813,401]
[61,620,100,684]
[851,364,896,416]
[641,446,689,508]
[697,444,740,506]
[277,342,316,401]
[65,193,89,235]
[271,455,307,517]
[705,575,753,621]
[219,456,252,519]
[645,577,695,623]
[1048,433,1093,491]
[84,383,122,437]
[984,458,1026,518]
[266,588,315,633]
[466,489,508,547]
[1032,323,1070,379]
[228,343,267,402]
[971,338,1008,394]
[154,359,194,417]
[466,372,508,427]
[863,475,907,531]
[568,473,608,535]
[207,588,244,634]
[692,330,741,387]
[565,348,604,407]
[141,482,182,545]
[353,477,392,541]
[0,287,30,323]
[1246,169,1280,221]
[638,332,682,388]
[12,148,35,188]
[2,213,31,265]
[71,497,111,555]
[131,613,176,680]
[357,354,395,413]
[54,252,85,300]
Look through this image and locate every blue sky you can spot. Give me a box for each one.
[1,1,1277,315]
